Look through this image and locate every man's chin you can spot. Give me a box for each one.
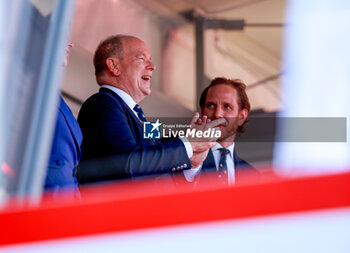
[217,134,228,143]
[144,88,151,96]
[217,130,236,143]
[141,82,151,92]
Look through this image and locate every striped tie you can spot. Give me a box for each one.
[218,148,230,185]
[133,104,147,122]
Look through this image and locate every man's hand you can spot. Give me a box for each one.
[187,112,225,153]
[190,150,210,168]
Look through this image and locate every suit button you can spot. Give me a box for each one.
[180,165,184,169]
[171,168,176,172]
[184,164,187,168]
[56,159,64,166]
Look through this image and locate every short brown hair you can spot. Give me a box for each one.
[93,35,135,76]
[200,77,251,136]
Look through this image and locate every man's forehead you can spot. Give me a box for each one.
[207,85,238,100]
[123,38,150,54]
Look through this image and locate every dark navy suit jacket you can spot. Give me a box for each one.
[200,149,258,181]
[173,148,259,185]
[45,96,82,196]
[77,88,191,183]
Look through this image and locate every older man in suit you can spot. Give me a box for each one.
[77,35,224,183]
[183,77,259,186]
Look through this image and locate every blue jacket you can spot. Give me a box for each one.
[172,149,259,185]
[200,149,258,180]
[45,96,82,196]
[77,88,191,183]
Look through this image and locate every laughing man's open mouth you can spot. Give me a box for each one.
[141,75,152,81]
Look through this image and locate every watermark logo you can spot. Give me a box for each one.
[141,117,346,142]
[143,119,221,140]
[143,120,162,139]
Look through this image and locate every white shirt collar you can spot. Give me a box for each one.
[211,142,235,157]
[101,85,137,111]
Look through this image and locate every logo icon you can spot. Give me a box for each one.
[143,120,162,139]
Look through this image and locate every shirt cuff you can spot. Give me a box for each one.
[183,166,201,182]
[180,137,193,158]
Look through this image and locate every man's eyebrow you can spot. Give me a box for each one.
[135,53,145,57]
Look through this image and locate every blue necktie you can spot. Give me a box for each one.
[218,148,230,185]
[133,104,147,122]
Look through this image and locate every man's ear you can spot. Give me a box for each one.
[106,57,120,76]
[238,108,248,126]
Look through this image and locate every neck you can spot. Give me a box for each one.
[98,76,143,103]
[218,141,234,148]
[97,74,117,88]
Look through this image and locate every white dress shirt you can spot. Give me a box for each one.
[100,85,193,159]
[183,143,236,185]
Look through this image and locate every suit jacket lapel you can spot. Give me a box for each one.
[198,147,254,183]
[99,87,142,128]
[234,149,253,178]
[202,149,217,173]
[203,148,243,176]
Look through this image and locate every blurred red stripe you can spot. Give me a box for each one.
[0,170,349,246]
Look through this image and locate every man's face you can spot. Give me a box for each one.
[201,84,248,143]
[118,38,156,102]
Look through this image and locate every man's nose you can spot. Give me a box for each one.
[147,59,156,71]
[214,108,224,118]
